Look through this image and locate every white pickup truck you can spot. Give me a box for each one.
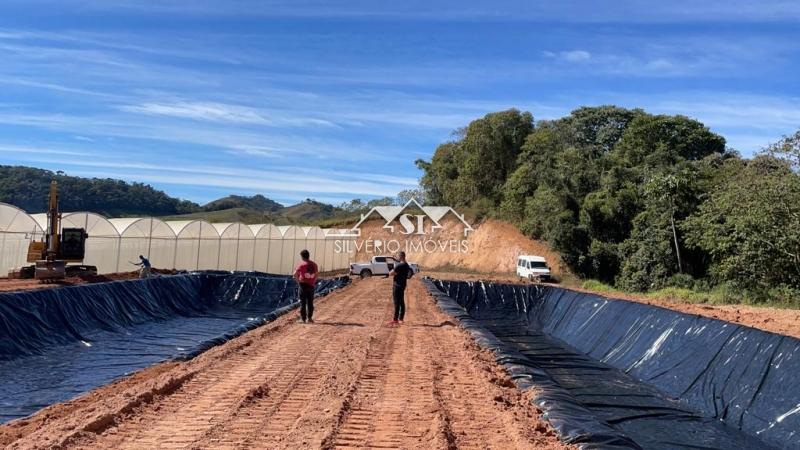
[350,256,420,278]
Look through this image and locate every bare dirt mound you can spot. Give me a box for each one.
[0,278,569,450]
[354,218,568,277]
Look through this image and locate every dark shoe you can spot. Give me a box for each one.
[307,318,314,324]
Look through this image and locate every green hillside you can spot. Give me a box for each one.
[202,195,283,213]
[161,199,360,226]
[0,166,362,227]
[0,165,199,217]
[160,207,272,224]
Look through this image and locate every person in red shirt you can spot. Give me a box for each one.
[293,249,318,323]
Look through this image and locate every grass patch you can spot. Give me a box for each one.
[646,287,715,304]
[580,280,622,294]
[579,279,800,310]
[427,264,492,276]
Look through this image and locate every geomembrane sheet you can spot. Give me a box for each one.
[426,279,799,450]
[0,273,348,422]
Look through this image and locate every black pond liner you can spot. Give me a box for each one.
[423,278,800,450]
[0,272,349,423]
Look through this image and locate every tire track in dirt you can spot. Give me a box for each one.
[2,277,570,450]
[323,280,568,450]
[197,291,390,449]
[78,282,385,450]
[418,282,560,449]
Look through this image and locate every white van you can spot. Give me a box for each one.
[516,255,551,282]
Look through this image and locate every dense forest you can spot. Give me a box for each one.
[416,107,800,304]
[0,166,200,216]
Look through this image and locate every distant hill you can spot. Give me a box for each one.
[202,195,282,213]
[0,165,363,227]
[279,199,336,222]
[0,165,199,217]
[163,199,360,226]
[160,207,273,224]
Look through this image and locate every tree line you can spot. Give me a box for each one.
[0,166,199,217]
[415,107,800,304]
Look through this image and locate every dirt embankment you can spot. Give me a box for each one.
[0,278,570,450]
[0,269,177,293]
[354,218,569,277]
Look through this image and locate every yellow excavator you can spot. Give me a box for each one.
[19,181,97,281]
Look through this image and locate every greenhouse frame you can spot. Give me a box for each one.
[0,203,355,276]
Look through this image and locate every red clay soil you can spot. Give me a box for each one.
[0,278,570,450]
[426,271,800,340]
[0,269,180,293]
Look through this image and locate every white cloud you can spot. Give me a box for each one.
[119,102,270,125]
[545,49,592,63]
[28,160,416,198]
[561,50,592,62]
[0,144,92,156]
[645,58,674,71]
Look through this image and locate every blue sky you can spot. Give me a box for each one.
[0,1,798,206]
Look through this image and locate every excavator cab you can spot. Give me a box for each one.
[60,228,88,260]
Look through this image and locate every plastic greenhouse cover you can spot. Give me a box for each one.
[0,272,349,423]
[424,278,798,450]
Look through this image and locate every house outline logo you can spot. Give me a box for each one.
[327,198,473,238]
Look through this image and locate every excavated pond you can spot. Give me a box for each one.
[0,273,348,422]
[426,279,799,450]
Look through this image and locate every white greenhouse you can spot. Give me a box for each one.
[0,203,45,274]
[214,223,256,271]
[109,218,176,272]
[168,220,221,271]
[0,204,354,276]
[250,224,281,274]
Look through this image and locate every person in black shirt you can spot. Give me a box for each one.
[388,251,413,326]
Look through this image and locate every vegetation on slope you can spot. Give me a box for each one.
[416,107,800,305]
[0,165,408,226]
[201,194,283,213]
[0,166,198,216]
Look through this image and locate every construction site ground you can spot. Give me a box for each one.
[0,277,569,450]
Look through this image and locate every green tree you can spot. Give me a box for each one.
[683,156,800,294]
[764,129,800,170]
[396,188,427,205]
[0,165,200,216]
[418,109,533,208]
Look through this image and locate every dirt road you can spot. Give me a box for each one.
[0,278,568,450]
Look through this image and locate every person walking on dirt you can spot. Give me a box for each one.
[132,255,151,279]
[293,249,318,323]
[388,251,413,327]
